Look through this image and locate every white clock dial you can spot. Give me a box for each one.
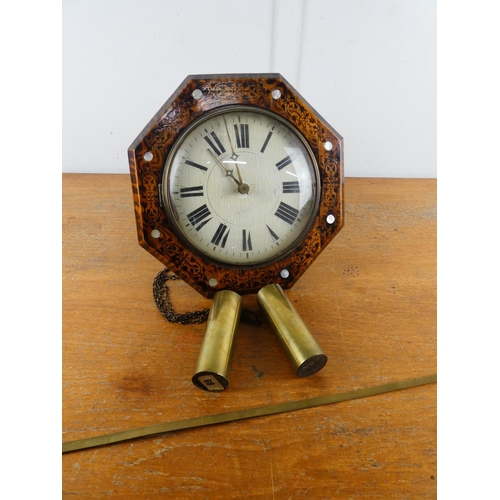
[162,106,320,267]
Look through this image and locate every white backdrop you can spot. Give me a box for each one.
[63,0,436,177]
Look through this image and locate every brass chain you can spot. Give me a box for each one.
[152,268,261,326]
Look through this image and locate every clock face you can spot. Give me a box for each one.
[161,106,320,268]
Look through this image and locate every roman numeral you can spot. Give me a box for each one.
[282,181,301,193]
[204,131,226,156]
[211,223,230,248]
[185,159,208,172]
[180,186,204,197]
[276,155,292,170]
[242,229,252,251]
[234,124,249,148]
[275,201,299,225]
[266,225,279,241]
[260,131,273,153]
[187,204,212,231]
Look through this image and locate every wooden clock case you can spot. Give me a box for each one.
[128,74,343,298]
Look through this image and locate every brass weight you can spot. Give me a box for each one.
[257,284,327,377]
[192,290,242,391]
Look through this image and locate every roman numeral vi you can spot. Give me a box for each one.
[242,229,252,251]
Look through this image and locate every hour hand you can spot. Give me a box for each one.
[207,149,241,186]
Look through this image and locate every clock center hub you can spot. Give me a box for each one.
[205,151,280,227]
[238,183,250,195]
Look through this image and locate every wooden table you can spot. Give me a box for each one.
[62,175,436,498]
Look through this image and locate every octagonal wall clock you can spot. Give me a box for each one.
[128,74,344,299]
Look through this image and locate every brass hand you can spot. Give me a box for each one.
[232,161,249,194]
[223,116,239,161]
[235,163,243,184]
[207,149,241,186]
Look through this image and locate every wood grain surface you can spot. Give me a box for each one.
[62,175,436,499]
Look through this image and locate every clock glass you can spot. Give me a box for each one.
[161,105,320,268]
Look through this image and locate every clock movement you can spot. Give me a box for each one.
[128,74,344,390]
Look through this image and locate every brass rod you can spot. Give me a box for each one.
[62,373,437,453]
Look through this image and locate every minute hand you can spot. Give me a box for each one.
[207,149,241,186]
[223,116,239,161]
